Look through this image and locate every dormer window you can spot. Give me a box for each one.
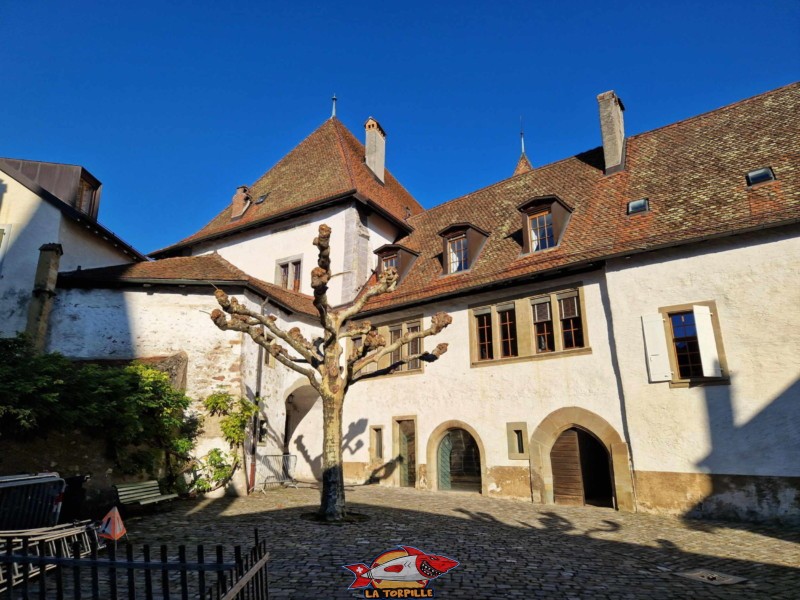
[382,254,398,271]
[448,235,469,273]
[375,244,419,283]
[529,211,555,252]
[517,196,572,255]
[437,223,489,275]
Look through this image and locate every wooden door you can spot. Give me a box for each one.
[398,420,416,487]
[551,429,584,505]
[438,433,453,490]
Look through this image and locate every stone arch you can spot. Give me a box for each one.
[529,407,635,511]
[426,420,488,494]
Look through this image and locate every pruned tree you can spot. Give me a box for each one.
[210,224,451,520]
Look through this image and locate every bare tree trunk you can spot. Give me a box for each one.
[320,395,346,520]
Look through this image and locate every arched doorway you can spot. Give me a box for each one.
[551,427,613,507]
[529,407,635,511]
[437,428,482,492]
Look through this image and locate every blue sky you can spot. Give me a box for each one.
[2,1,798,254]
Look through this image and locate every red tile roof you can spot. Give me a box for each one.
[58,253,317,316]
[153,118,422,256]
[361,82,800,313]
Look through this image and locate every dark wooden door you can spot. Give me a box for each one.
[551,429,584,505]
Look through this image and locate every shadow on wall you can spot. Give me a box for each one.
[293,418,369,481]
[366,455,403,484]
[685,374,800,529]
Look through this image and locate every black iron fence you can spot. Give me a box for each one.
[0,529,268,599]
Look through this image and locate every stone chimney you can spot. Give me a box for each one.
[231,185,251,219]
[597,91,626,173]
[25,243,63,352]
[364,117,386,183]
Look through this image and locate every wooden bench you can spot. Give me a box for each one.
[114,481,178,508]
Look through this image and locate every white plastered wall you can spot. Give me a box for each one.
[288,272,629,494]
[605,227,800,477]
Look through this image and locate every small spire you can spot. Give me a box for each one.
[520,116,526,156]
[513,116,533,176]
[331,93,337,119]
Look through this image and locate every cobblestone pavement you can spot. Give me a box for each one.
[125,485,800,599]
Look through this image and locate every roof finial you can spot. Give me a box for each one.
[520,116,526,156]
[331,93,337,119]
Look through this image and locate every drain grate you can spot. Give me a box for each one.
[675,569,747,586]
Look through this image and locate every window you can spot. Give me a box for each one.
[475,309,494,360]
[746,167,775,186]
[559,294,584,350]
[0,224,11,274]
[355,319,423,376]
[529,211,555,252]
[371,426,384,461]
[506,422,529,459]
[276,258,302,291]
[448,235,468,273]
[382,254,398,271]
[641,301,728,385]
[471,287,589,365]
[517,196,572,254]
[497,304,518,358]
[626,198,650,215]
[438,223,489,275]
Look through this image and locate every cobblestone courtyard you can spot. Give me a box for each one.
[125,485,799,599]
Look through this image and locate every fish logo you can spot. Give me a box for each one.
[344,545,459,597]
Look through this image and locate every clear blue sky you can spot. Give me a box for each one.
[2,1,798,254]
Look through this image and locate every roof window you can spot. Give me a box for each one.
[437,223,489,275]
[255,193,269,204]
[746,167,775,187]
[626,198,650,215]
[517,196,572,255]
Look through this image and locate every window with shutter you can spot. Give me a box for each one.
[0,225,9,274]
[559,294,584,349]
[645,301,728,385]
[532,301,555,354]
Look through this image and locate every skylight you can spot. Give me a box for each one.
[745,167,775,187]
[255,193,269,204]
[626,198,650,215]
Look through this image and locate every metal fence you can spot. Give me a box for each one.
[0,529,269,599]
[0,474,65,530]
[255,455,297,492]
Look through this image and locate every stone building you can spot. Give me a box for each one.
[4,83,798,521]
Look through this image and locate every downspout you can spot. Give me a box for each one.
[248,297,269,493]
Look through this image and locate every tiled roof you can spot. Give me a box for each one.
[361,83,800,313]
[153,118,422,256]
[513,153,533,176]
[58,253,317,316]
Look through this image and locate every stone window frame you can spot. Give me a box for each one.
[656,300,729,388]
[370,425,384,462]
[350,316,425,378]
[0,224,11,274]
[506,422,529,460]
[274,254,303,292]
[469,285,591,367]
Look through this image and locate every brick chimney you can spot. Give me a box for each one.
[25,243,63,352]
[364,117,386,183]
[231,185,251,219]
[597,91,625,173]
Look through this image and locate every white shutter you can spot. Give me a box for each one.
[693,305,722,377]
[641,314,672,382]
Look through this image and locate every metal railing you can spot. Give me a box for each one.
[0,529,269,599]
[255,455,297,491]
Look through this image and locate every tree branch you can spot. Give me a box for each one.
[312,225,335,335]
[338,268,399,323]
[213,290,322,366]
[351,312,452,375]
[351,343,449,384]
[211,308,321,390]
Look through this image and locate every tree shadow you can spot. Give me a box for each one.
[123,492,800,599]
